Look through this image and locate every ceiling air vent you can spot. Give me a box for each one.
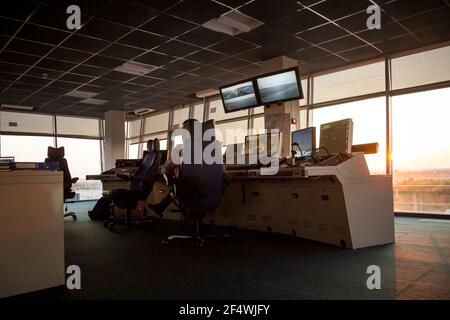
[203,10,264,36]
[114,61,158,76]
[133,108,155,116]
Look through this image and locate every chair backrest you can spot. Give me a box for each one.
[177,119,223,211]
[201,119,224,208]
[45,146,73,195]
[130,139,162,197]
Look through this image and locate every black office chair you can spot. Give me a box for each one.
[45,146,79,220]
[162,119,228,247]
[104,139,162,230]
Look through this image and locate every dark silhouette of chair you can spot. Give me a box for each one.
[45,146,79,220]
[162,119,227,247]
[105,139,162,230]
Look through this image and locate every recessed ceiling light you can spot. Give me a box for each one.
[114,61,158,76]
[203,10,264,36]
[66,90,98,98]
[0,104,34,111]
[133,108,155,116]
[80,98,108,105]
[196,88,220,98]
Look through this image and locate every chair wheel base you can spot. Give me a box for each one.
[162,235,205,247]
[64,212,77,220]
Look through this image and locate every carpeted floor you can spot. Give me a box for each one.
[11,201,450,300]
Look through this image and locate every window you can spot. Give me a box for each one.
[128,143,139,159]
[0,111,53,134]
[56,116,101,137]
[143,112,169,134]
[172,106,190,127]
[57,137,102,200]
[392,87,450,215]
[192,102,204,121]
[299,79,308,106]
[215,119,248,147]
[208,98,249,121]
[391,45,450,90]
[312,97,386,175]
[313,62,385,104]
[251,115,265,134]
[0,135,54,162]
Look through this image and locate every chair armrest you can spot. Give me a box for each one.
[71,177,79,184]
[116,173,132,180]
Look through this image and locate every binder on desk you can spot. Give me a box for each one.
[0,157,14,171]
[11,162,47,170]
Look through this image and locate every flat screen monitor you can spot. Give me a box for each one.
[244,132,282,158]
[319,118,353,156]
[256,67,303,105]
[220,80,258,113]
[292,127,316,158]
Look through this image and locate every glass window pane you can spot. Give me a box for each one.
[312,97,386,175]
[299,79,307,106]
[299,108,308,129]
[392,87,450,215]
[215,119,248,146]
[192,102,204,121]
[392,46,450,90]
[251,115,265,134]
[313,62,385,104]
[128,143,139,159]
[173,106,190,127]
[208,98,249,121]
[0,111,53,134]
[57,137,102,200]
[56,116,100,137]
[253,106,265,115]
[143,112,169,134]
[0,135,54,161]
[127,118,142,138]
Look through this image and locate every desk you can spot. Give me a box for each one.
[0,170,65,298]
[211,153,394,249]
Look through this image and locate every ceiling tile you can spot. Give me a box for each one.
[84,54,125,69]
[100,43,145,60]
[339,45,380,61]
[154,40,199,57]
[17,24,70,45]
[78,18,132,41]
[185,49,227,64]
[399,7,450,33]
[6,39,53,57]
[98,0,159,27]
[310,0,372,20]
[47,47,92,63]
[209,38,258,56]
[0,18,24,36]
[177,26,229,47]
[297,23,349,43]
[356,21,407,43]
[140,14,196,37]
[381,0,445,20]
[166,0,230,24]
[272,8,328,33]
[240,0,302,24]
[133,51,175,66]
[61,34,111,53]
[320,35,366,52]
[118,30,167,50]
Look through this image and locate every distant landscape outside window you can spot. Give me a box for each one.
[57,137,102,201]
[312,97,386,175]
[392,88,450,215]
[0,135,54,162]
